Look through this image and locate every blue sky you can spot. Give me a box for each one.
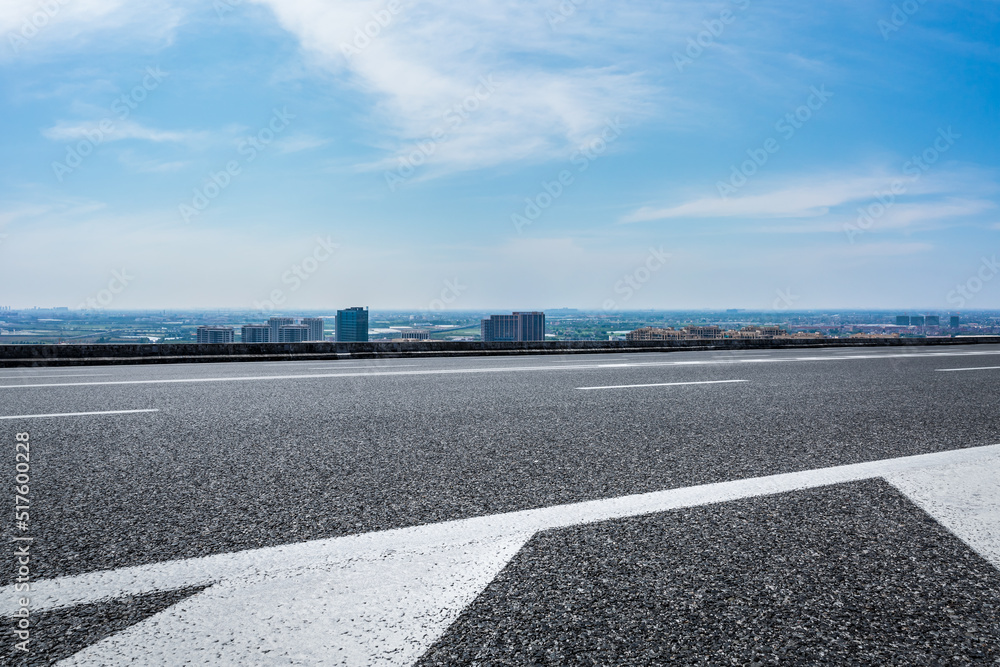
[0,0,998,311]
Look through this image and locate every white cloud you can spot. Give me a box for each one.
[0,204,55,227]
[275,135,330,154]
[249,0,671,175]
[117,151,191,173]
[833,241,934,257]
[624,175,898,222]
[870,199,996,230]
[0,0,123,35]
[758,198,997,234]
[622,166,999,228]
[1,0,187,60]
[0,199,106,228]
[42,119,202,143]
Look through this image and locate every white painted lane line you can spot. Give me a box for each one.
[578,379,747,390]
[0,374,108,379]
[0,409,159,420]
[936,366,1000,372]
[5,443,999,667]
[3,349,1000,389]
[305,364,419,370]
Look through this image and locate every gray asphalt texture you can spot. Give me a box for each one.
[419,479,1000,666]
[1,346,999,584]
[0,586,207,667]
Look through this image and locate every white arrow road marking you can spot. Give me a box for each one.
[886,452,1000,567]
[58,534,532,667]
[0,444,996,665]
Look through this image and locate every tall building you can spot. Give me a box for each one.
[268,317,294,342]
[896,315,910,326]
[277,324,309,343]
[336,307,369,342]
[196,326,234,344]
[517,312,546,341]
[951,315,960,328]
[241,324,271,343]
[480,312,546,342]
[910,315,925,326]
[302,317,325,342]
[481,314,517,342]
[925,315,940,326]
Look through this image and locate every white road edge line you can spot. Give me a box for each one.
[936,366,1000,372]
[578,379,747,390]
[0,409,159,420]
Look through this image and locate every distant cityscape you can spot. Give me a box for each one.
[197,310,548,344]
[0,307,997,345]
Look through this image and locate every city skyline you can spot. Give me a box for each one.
[1,1,998,311]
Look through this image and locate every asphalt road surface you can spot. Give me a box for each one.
[2,345,1000,665]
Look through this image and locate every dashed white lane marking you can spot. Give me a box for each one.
[0,409,159,420]
[1,443,996,666]
[2,350,999,390]
[0,374,108,379]
[305,364,419,370]
[578,379,747,390]
[936,366,1000,372]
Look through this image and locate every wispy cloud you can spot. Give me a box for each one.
[0,0,124,35]
[0,199,106,228]
[0,204,55,227]
[758,198,997,234]
[830,241,934,258]
[275,135,330,154]
[621,166,999,228]
[117,151,191,173]
[1,0,187,60]
[42,119,203,143]
[249,0,674,175]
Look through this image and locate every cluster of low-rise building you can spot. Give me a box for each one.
[624,323,916,342]
[626,324,824,341]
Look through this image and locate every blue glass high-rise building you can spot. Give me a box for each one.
[336,307,369,342]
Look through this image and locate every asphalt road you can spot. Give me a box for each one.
[2,345,1000,664]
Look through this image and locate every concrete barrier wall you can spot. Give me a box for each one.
[1,337,999,367]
